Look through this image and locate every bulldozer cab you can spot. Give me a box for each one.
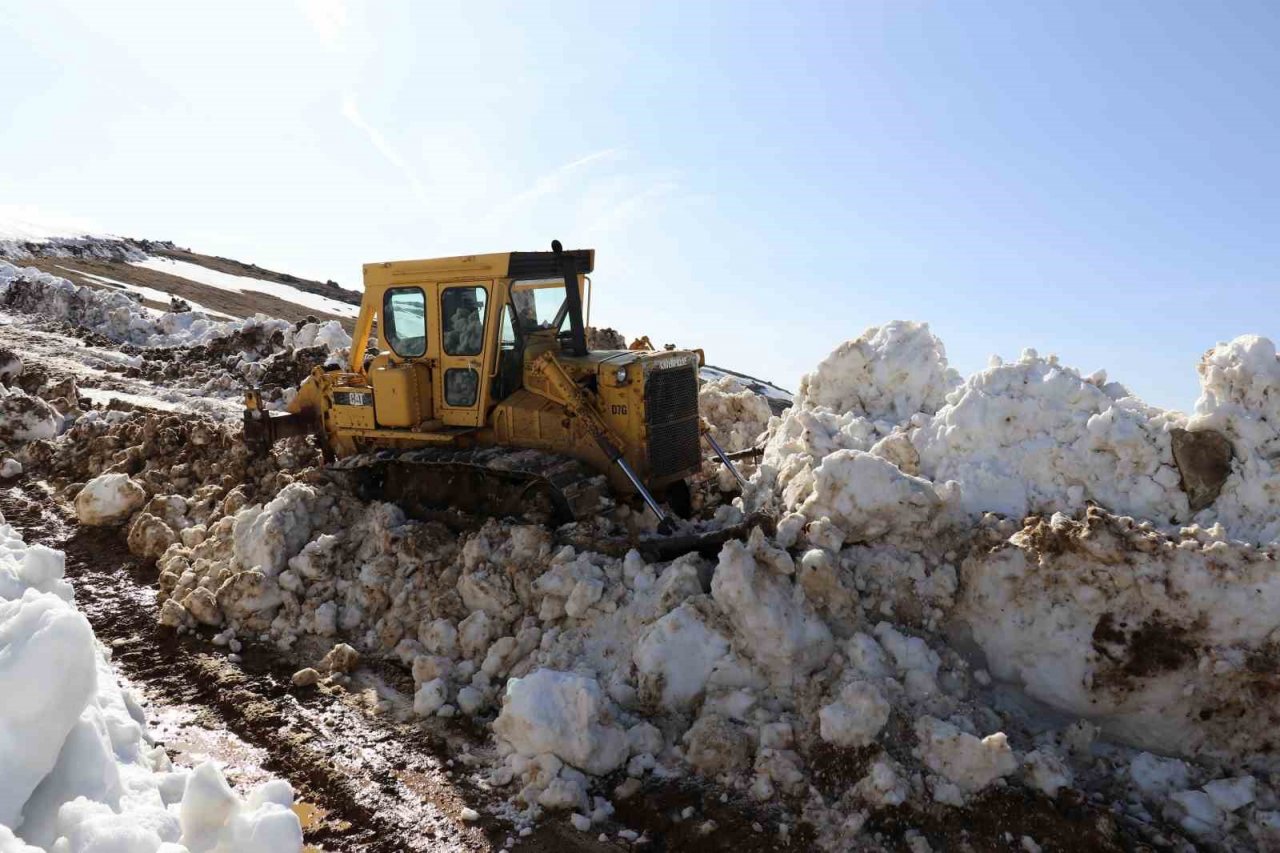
[351,248,595,431]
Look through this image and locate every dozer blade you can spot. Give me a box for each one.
[557,511,776,562]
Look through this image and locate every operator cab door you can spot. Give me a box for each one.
[434,281,492,427]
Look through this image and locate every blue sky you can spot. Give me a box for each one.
[1,1,1277,409]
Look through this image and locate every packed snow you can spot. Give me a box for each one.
[0,522,304,852]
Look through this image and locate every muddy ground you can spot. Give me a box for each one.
[0,480,827,853]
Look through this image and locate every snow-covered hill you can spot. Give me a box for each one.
[0,210,360,328]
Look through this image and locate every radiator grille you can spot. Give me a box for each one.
[644,365,701,478]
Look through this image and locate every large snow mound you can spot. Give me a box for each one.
[759,325,1280,546]
[0,520,304,852]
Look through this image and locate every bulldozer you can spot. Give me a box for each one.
[243,242,757,556]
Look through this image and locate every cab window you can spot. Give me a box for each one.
[383,287,426,357]
[442,285,488,356]
[510,280,569,333]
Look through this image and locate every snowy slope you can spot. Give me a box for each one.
[132,257,359,320]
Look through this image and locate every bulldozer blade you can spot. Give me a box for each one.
[557,511,776,562]
[243,408,314,455]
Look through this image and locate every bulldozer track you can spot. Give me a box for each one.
[325,445,774,562]
[329,446,610,526]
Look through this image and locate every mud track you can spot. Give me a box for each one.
[0,481,812,852]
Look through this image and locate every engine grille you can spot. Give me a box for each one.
[644,364,701,478]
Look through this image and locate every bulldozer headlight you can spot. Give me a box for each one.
[615,367,629,384]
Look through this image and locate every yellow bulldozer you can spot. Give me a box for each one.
[244,242,754,555]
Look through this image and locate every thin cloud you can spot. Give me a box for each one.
[492,148,624,225]
[298,0,348,46]
[582,180,679,239]
[341,94,427,203]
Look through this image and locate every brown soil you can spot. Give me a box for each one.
[1092,612,1199,680]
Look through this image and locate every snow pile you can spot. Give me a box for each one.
[25,292,1280,849]
[759,325,1280,546]
[150,485,1040,837]
[795,321,961,419]
[759,321,959,512]
[0,262,234,348]
[23,410,313,576]
[135,444,1280,848]
[698,376,772,453]
[0,520,303,852]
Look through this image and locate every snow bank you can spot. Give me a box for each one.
[960,508,1280,760]
[131,257,359,320]
[0,521,303,852]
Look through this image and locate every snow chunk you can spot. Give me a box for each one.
[493,670,629,776]
[795,321,960,419]
[632,604,729,710]
[0,387,58,443]
[710,537,833,686]
[75,474,146,526]
[1203,776,1255,813]
[818,681,890,748]
[1128,752,1191,797]
[798,450,942,543]
[915,717,1018,796]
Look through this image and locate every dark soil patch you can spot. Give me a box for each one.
[869,787,1133,853]
[1092,612,1198,680]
